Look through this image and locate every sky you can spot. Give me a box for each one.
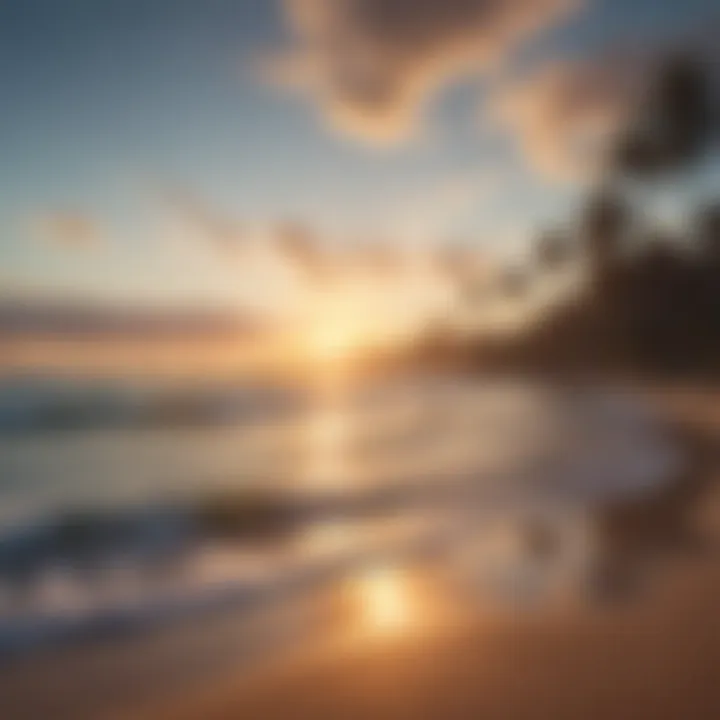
[0,0,718,314]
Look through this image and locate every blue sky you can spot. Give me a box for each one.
[0,0,717,309]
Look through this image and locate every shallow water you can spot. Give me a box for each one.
[0,374,680,655]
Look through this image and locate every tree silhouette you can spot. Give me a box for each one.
[696,202,720,263]
[580,188,630,285]
[614,54,715,177]
[490,43,720,378]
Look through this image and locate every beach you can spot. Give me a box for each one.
[147,387,720,720]
[0,384,717,719]
[3,1,719,717]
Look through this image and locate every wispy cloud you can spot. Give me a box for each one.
[33,212,102,249]
[388,170,502,243]
[485,20,720,181]
[273,221,333,280]
[486,58,636,182]
[264,0,580,144]
[162,188,246,257]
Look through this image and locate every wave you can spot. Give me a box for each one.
[0,486,442,658]
[0,380,306,435]
[0,382,684,658]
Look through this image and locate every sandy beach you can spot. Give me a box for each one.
[142,386,720,720]
[1,385,716,720]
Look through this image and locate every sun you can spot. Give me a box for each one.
[291,277,428,369]
[307,323,364,361]
[300,287,382,363]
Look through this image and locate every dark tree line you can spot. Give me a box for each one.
[475,51,720,378]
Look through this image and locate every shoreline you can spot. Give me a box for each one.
[149,387,720,720]
[0,385,717,719]
[591,390,719,600]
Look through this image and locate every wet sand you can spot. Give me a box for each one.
[148,387,720,720]
[158,578,720,720]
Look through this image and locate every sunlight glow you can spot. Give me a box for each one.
[300,395,351,490]
[293,276,435,366]
[354,566,412,632]
[307,323,366,362]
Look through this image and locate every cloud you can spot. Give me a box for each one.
[273,221,332,280]
[486,22,720,181]
[34,212,102,248]
[163,189,245,256]
[487,56,642,181]
[266,0,580,143]
[389,170,502,242]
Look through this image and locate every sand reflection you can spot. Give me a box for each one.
[349,565,417,634]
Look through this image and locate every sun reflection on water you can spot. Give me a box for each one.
[300,387,353,491]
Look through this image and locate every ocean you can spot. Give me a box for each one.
[0,373,680,656]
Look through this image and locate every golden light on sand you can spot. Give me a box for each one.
[354,566,412,633]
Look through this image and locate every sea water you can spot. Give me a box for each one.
[0,373,680,654]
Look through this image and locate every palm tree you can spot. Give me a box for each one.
[580,187,629,284]
[614,54,714,178]
[695,202,720,263]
